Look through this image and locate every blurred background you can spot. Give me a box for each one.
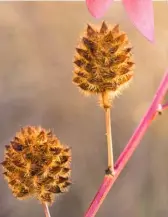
[0,2,168,217]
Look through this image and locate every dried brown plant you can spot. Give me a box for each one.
[1,126,71,217]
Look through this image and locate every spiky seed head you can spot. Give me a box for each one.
[1,126,71,205]
[73,21,134,108]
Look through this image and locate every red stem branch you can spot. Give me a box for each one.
[84,70,168,217]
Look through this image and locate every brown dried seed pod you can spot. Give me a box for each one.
[1,126,71,205]
[73,21,134,108]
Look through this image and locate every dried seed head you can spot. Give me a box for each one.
[1,126,71,205]
[73,21,134,108]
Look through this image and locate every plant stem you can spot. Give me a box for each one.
[101,91,115,174]
[43,203,51,217]
[105,107,115,174]
[84,70,168,217]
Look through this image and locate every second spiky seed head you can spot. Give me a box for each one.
[1,126,71,205]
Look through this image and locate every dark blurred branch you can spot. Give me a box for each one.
[84,70,168,217]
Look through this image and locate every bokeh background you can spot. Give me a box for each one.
[0,2,168,217]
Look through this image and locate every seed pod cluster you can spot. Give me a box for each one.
[1,126,71,205]
[73,21,134,108]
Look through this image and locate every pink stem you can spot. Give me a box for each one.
[84,70,168,217]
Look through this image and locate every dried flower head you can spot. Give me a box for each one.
[73,21,134,108]
[1,126,71,205]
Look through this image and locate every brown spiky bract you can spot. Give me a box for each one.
[73,21,134,108]
[1,126,71,205]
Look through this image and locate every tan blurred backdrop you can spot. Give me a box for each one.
[0,2,168,217]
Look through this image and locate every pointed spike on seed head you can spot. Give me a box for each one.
[5,145,10,150]
[87,24,96,37]
[109,45,120,54]
[49,166,62,174]
[55,186,64,193]
[105,31,114,42]
[62,167,71,173]
[117,74,133,86]
[59,176,69,183]
[1,161,8,167]
[6,152,13,158]
[48,186,63,194]
[9,180,17,186]
[112,24,120,34]
[127,61,135,68]
[14,136,20,143]
[47,130,52,137]
[76,71,88,78]
[37,130,46,140]
[64,147,71,153]
[115,33,127,44]
[78,83,90,92]
[27,126,33,134]
[74,59,84,68]
[100,21,108,33]
[82,37,95,52]
[83,37,91,46]
[60,155,71,164]
[76,48,83,55]
[11,143,23,152]
[104,31,114,42]
[76,48,89,60]
[3,171,8,178]
[124,47,132,54]
[50,147,62,155]
[21,127,25,134]
[115,54,128,64]
[119,67,130,75]
[63,181,72,188]
[73,76,82,84]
